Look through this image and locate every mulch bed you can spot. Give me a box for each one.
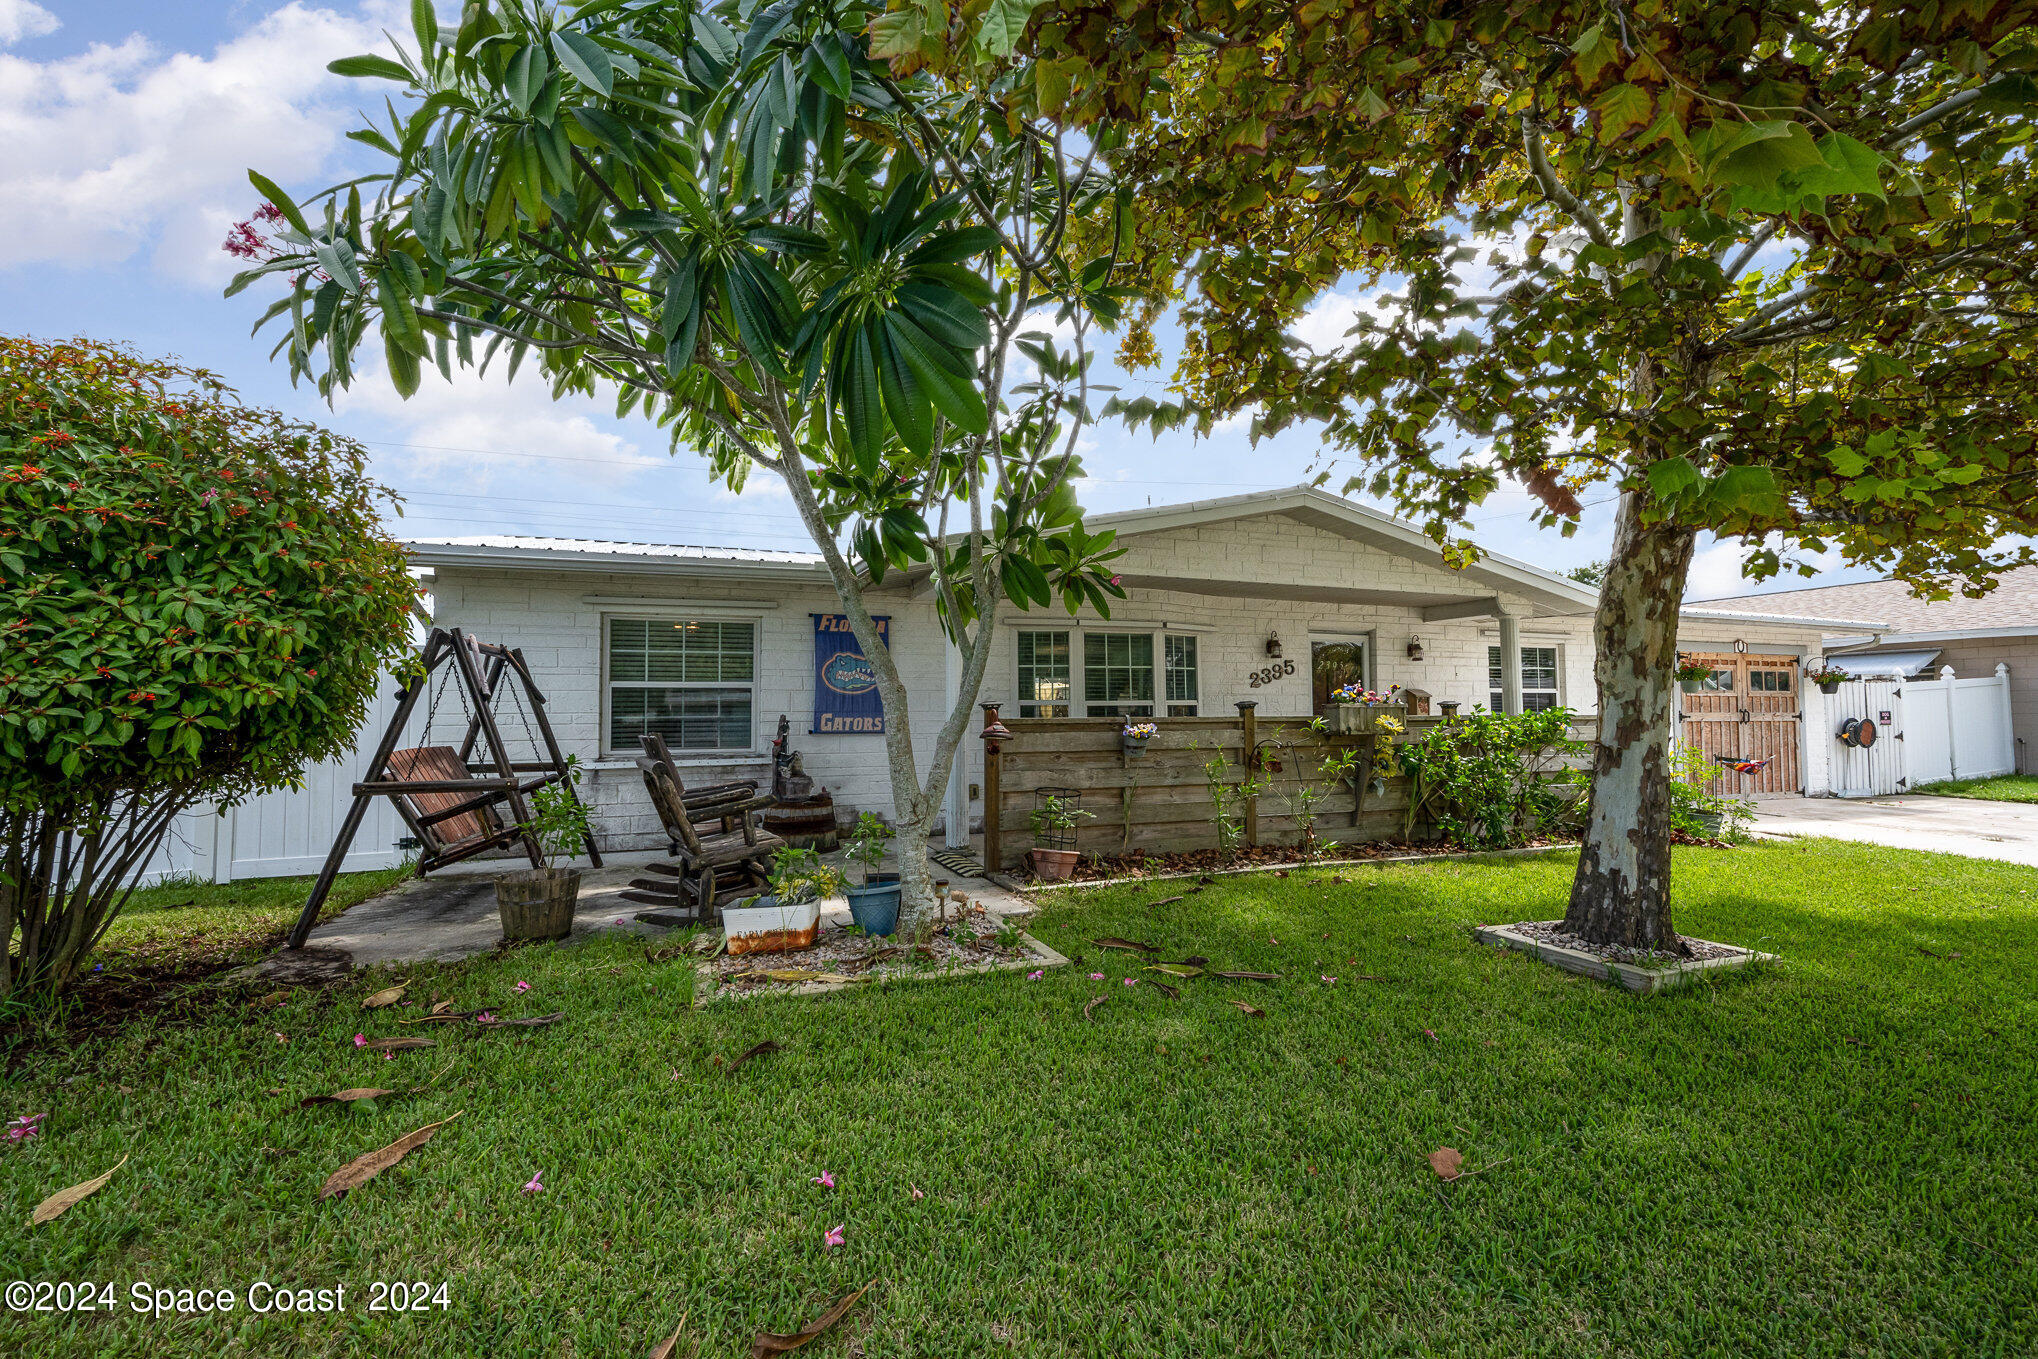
[1506,919,1743,967]
[706,906,1033,998]
[1055,837,1580,883]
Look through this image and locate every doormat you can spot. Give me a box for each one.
[930,846,986,878]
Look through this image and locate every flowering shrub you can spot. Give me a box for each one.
[1397,707,1587,849]
[0,338,415,1000]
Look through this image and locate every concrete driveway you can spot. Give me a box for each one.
[1754,795,2038,869]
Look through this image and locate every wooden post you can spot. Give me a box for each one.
[980,703,1007,873]
[449,627,544,870]
[1237,700,1258,848]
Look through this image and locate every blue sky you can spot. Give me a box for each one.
[1,0,1865,599]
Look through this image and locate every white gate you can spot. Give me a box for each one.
[1903,664,2015,785]
[1827,677,1906,798]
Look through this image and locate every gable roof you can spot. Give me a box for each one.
[1700,564,2038,638]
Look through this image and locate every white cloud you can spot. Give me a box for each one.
[1685,535,1845,600]
[0,2,399,282]
[1290,286,1404,354]
[0,1,57,46]
[334,362,663,492]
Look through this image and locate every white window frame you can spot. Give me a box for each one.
[1014,628,1073,718]
[1009,623,1208,719]
[1489,643,1561,712]
[601,610,763,760]
[1163,633,1199,717]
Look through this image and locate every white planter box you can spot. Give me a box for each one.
[723,895,831,955]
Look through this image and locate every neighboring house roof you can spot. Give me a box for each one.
[404,535,828,580]
[1700,564,2038,643]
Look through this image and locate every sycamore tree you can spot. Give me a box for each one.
[1023,0,2038,949]
[233,0,1129,931]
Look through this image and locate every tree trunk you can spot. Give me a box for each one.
[1562,491,1696,951]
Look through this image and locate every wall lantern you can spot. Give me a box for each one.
[1406,635,1425,662]
[1265,630,1283,659]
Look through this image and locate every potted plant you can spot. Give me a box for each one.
[1122,720,1157,756]
[723,845,845,955]
[841,812,901,937]
[1027,792,1090,880]
[1673,657,1716,694]
[495,757,592,943]
[1804,661,1851,694]
[1326,683,1407,734]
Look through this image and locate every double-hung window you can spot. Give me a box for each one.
[1488,644,1560,712]
[1015,630,1071,717]
[607,616,757,754]
[1083,633,1154,718]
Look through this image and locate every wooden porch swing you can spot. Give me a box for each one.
[285,627,601,949]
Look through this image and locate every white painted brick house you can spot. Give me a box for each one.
[408,486,1873,852]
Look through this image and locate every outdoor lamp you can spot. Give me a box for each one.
[1407,636,1425,661]
[979,702,1012,747]
[1266,630,1283,658]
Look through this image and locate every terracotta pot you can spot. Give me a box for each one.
[1029,847,1079,881]
[496,867,580,942]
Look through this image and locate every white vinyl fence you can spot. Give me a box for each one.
[1825,664,2015,798]
[145,679,405,885]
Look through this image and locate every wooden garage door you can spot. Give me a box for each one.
[1679,653,1802,795]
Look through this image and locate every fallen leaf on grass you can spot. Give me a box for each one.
[249,989,290,1010]
[1083,996,1105,1022]
[1209,971,1281,982]
[319,1112,463,1200]
[362,1036,436,1052]
[1149,895,1184,908]
[31,1155,129,1225]
[1228,1000,1266,1017]
[763,969,856,985]
[477,1012,565,1029]
[646,1315,691,1359]
[361,978,410,1009]
[298,1088,395,1109]
[749,1282,873,1358]
[1428,1147,1463,1181]
[724,1040,781,1075]
[427,1000,453,1016]
[1093,937,1158,954]
[1148,979,1181,1000]
[1146,964,1204,979]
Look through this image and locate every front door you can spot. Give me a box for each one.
[1312,640,1367,714]
[1678,652,1803,795]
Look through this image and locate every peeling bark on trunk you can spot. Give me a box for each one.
[1563,492,1696,952]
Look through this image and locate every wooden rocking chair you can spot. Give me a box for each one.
[621,734,783,922]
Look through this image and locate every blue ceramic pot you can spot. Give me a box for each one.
[844,878,902,936]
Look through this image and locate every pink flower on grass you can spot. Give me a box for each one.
[1123,977,1137,988]
[352,1033,367,1048]
[811,1170,835,1190]
[1088,973,1104,981]
[477,1011,497,1024]
[1321,975,1337,985]
[382,1051,395,1062]
[911,1185,924,1201]
[824,1224,845,1250]
[1026,970,1044,981]
[514,981,531,993]
[7,1113,46,1143]
[522,1171,544,1194]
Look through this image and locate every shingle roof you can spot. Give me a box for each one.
[1699,564,2038,634]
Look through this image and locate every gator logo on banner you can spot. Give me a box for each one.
[812,614,888,734]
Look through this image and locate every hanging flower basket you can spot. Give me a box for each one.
[1121,720,1157,756]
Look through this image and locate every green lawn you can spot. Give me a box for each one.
[4,841,2035,1357]
[1913,773,2038,804]
[90,865,415,975]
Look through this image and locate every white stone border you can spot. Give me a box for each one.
[692,930,1069,1007]
[1474,922,1775,994]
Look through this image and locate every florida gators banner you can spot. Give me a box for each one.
[812,614,889,734]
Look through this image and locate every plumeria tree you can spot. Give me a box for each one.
[234,0,1126,931]
[1024,0,2038,949]
[0,338,414,1000]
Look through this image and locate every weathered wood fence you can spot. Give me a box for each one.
[982,704,1437,870]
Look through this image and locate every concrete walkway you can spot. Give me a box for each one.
[300,849,1034,970]
[1754,795,2038,869]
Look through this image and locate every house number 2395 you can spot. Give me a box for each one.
[1247,659,1295,688]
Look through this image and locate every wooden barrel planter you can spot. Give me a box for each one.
[496,867,581,942]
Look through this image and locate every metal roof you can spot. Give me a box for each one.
[1825,648,1944,678]
[404,535,826,575]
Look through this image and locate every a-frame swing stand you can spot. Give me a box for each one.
[286,627,601,949]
